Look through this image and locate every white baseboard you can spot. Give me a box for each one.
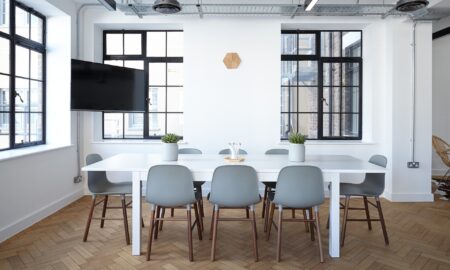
[383,192,434,202]
[0,189,84,243]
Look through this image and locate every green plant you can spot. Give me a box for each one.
[161,133,180,143]
[288,132,306,144]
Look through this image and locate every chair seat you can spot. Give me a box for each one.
[93,182,132,195]
[207,192,261,206]
[328,182,380,197]
[263,182,277,189]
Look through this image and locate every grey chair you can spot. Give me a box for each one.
[83,154,139,245]
[218,148,248,155]
[208,165,261,262]
[160,148,205,231]
[334,155,389,247]
[145,165,202,261]
[266,166,325,263]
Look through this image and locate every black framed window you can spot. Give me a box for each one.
[281,30,362,140]
[0,0,46,151]
[102,30,183,139]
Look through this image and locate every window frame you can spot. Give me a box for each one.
[281,30,362,141]
[102,29,183,140]
[0,0,46,151]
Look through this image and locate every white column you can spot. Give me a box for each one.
[325,172,340,258]
[132,172,142,256]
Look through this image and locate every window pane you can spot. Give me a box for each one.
[124,113,143,138]
[106,33,123,55]
[104,60,123,67]
[281,34,297,55]
[15,78,29,112]
[323,87,340,113]
[281,87,290,113]
[321,32,341,57]
[167,87,183,112]
[15,112,28,144]
[323,113,340,137]
[0,0,10,34]
[30,14,43,43]
[149,87,165,112]
[343,62,359,86]
[124,33,141,55]
[298,34,315,55]
[0,37,9,74]
[15,45,29,78]
[104,113,123,138]
[167,63,183,85]
[148,113,165,136]
[149,63,166,85]
[30,112,42,142]
[167,32,183,57]
[30,50,43,80]
[299,113,318,139]
[167,113,183,136]
[124,60,144,70]
[323,62,341,86]
[280,113,297,139]
[0,112,9,149]
[342,87,359,113]
[298,87,317,112]
[343,32,361,57]
[30,80,42,112]
[342,114,359,137]
[15,7,29,39]
[0,74,9,111]
[147,32,166,57]
[281,61,297,86]
[298,61,317,86]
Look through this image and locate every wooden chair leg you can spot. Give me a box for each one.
[193,203,202,240]
[159,208,165,231]
[375,196,389,245]
[246,207,250,219]
[308,208,315,241]
[303,209,310,232]
[262,186,268,218]
[83,196,96,242]
[211,207,219,261]
[154,206,160,240]
[314,208,324,263]
[291,209,295,218]
[121,195,130,245]
[266,202,275,241]
[341,196,350,247]
[276,207,283,262]
[100,195,108,228]
[187,208,193,261]
[171,208,175,217]
[363,196,372,230]
[264,198,270,232]
[141,217,145,228]
[326,215,330,230]
[209,209,215,240]
[249,208,258,262]
[146,209,155,261]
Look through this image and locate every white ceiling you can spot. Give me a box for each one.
[71,0,400,4]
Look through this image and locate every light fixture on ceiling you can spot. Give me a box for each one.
[97,0,116,11]
[305,0,319,12]
[153,0,182,14]
[395,0,429,12]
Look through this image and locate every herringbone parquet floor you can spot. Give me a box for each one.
[1,196,449,270]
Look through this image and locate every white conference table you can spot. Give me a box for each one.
[82,153,386,258]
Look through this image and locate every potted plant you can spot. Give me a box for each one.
[288,132,307,162]
[161,133,181,161]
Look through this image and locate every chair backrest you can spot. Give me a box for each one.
[363,155,388,196]
[273,166,325,209]
[265,149,288,155]
[86,154,111,194]
[218,149,248,155]
[146,165,196,207]
[209,165,260,207]
[179,148,202,154]
[432,135,450,167]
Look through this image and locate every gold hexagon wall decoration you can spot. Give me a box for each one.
[223,52,241,69]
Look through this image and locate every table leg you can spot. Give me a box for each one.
[327,173,340,258]
[132,172,142,256]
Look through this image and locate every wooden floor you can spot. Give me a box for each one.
[1,196,450,270]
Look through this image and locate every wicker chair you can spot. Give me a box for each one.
[432,135,450,198]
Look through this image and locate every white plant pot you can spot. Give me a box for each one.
[289,143,305,162]
[162,143,178,161]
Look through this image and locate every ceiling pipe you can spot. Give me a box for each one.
[196,4,203,18]
[290,5,301,19]
[129,4,143,18]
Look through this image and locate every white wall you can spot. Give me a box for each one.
[0,0,82,242]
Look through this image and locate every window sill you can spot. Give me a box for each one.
[91,140,188,145]
[0,144,74,162]
[279,140,376,146]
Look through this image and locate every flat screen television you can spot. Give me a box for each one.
[71,59,146,111]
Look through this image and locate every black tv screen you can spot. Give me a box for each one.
[71,59,146,111]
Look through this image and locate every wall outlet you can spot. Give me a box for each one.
[73,175,83,183]
[407,162,420,168]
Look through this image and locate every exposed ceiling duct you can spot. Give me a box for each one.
[395,0,429,12]
[152,0,182,14]
[97,0,116,11]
